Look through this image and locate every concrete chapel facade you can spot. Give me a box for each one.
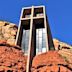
[15,5,55,72]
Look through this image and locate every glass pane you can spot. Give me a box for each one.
[42,47,46,53]
[43,29,46,33]
[42,41,46,47]
[26,33,29,38]
[39,33,42,37]
[43,34,46,40]
[39,38,42,44]
[36,34,39,38]
[39,44,42,52]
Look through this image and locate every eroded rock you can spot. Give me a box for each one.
[0,21,17,45]
[0,43,27,72]
[31,51,72,72]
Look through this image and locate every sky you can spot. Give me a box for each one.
[0,0,72,45]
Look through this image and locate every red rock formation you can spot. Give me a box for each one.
[31,51,72,72]
[58,49,72,68]
[0,43,27,72]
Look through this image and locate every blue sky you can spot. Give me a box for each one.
[0,0,72,45]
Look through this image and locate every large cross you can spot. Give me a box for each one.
[15,5,55,72]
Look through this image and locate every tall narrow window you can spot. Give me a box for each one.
[36,28,46,54]
[21,29,30,55]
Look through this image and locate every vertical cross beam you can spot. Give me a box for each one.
[26,6,36,72]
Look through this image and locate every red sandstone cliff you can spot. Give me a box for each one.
[32,51,72,72]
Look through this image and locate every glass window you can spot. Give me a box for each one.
[21,29,30,55]
[36,28,46,54]
[39,38,42,44]
[42,41,46,48]
[43,29,46,33]
[39,31,42,37]
[39,44,42,52]
[42,34,46,41]
[42,47,46,53]
[36,34,39,38]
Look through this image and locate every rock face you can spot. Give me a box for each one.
[31,51,72,72]
[0,21,17,45]
[53,38,72,50]
[53,38,72,70]
[0,43,27,72]
[58,49,72,69]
